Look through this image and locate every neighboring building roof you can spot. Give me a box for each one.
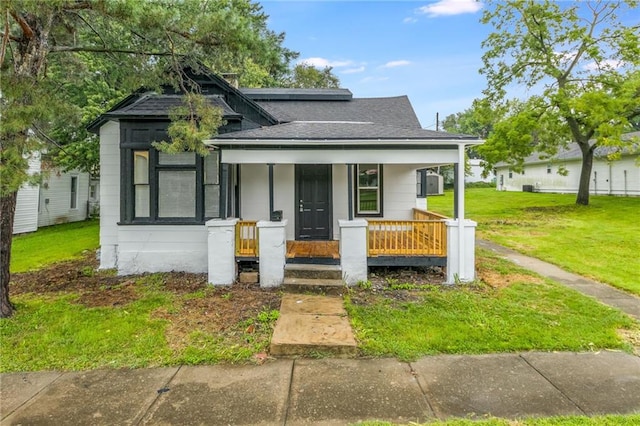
[252,96,422,129]
[214,121,476,141]
[496,131,640,168]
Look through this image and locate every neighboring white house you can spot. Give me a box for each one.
[88,68,483,285]
[467,158,495,184]
[495,132,640,196]
[14,153,94,234]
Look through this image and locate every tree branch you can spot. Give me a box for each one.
[50,45,173,55]
[9,10,34,40]
[0,10,10,65]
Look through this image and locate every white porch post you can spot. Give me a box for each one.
[339,219,368,285]
[257,219,287,287]
[446,142,477,283]
[206,218,239,285]
[446,219,477,283]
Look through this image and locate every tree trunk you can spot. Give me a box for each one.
[0,191,17,317]
[576,144,594,206]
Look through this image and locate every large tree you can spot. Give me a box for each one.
[0,0,295,317]
[479,0,640,205]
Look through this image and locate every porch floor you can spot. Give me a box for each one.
[286,240,340,260]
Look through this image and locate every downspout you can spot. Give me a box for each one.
[457,143,465,281]
[608,163,612,195]
[268,164,274,219]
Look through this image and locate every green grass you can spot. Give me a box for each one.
[0,274,279,372]
[355,413,640,425]
[11,219,99,273]
[347,250,637,361]
[427,189,640,295]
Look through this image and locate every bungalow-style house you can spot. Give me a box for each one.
[89,69,482,285]
[14,151,95,234]
[496,132,640,196]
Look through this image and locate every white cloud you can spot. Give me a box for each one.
[382,60,412,68]
[403,17,418,24]
[418,0,483,18]
[342,66,366,74]
[298,57,353,68]
[583,59,625,71]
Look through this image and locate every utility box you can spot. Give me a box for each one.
[426,172,444,195]
[522,185,534,192]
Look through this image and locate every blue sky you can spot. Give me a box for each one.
[260,0,640,131]
[260,0,493,130]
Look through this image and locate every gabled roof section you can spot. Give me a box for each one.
[87,66,279,133]
[102,94,241,120]
[254,96,423,128]
[213,121,477,141]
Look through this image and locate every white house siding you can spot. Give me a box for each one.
[38,169,90,227]
[383,164,421,220]
[13,153,41,234]
[332,166,349,240]
[496,156,639,196]
[117,225,208,274]
[467,159,494,183]
[99,120,121,269]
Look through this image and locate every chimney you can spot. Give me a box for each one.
[221,73,239,89]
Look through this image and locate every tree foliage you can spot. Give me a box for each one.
[283,63,340,89]
[0,0,296,317]
[479,0,640,205]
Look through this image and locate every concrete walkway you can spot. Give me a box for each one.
[477,239,640,320]
[2,351,640,425]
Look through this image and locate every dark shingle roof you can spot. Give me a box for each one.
[254,96,422,128]
[241,88,353,101]
[214,121,475,141]
[104,94,241,119]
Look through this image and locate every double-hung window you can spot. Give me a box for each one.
[355,164,382,216]
[121,121,221,224]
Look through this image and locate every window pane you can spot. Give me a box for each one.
[158,151,196,165]
[204,185,220,217]
[204,152,219,185]
[70,176,78,209]
[134,151,149,184]
[358,164,378,187]
[158,171,196,217]
[135,185,150,217]
[359,188,378,213]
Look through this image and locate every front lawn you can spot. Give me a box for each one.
[347,250,637,360]
[11,219,99,273]
[426,189,640,295]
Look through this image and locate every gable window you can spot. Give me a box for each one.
[547,164,552,174]
[70,176,78,209]
[508,170,513,179]
[355,164,383,216]
[120,122,221,224]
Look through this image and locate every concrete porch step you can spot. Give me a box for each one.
[284,264,342,280]
[270,294,357,357]
[282,277,345,295]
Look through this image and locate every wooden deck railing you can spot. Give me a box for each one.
[235,220,258,257]
[367,219,447,257]
[412,208,449,221]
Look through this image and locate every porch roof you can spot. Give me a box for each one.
[208,121,480,144]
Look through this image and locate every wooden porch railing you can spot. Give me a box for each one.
[235,220,258,257]
[368,218,447,257]
[412,208,449,221]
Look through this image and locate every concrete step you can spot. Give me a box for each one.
[282,277,345,295]
[270,294,357,357]
[284,264,342,280]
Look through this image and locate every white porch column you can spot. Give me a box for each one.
[445,219,477,283]
[339,219,368,286]
[257,219,287,288]
[206,218,239,286]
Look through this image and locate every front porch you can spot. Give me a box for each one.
[233,208,449,264]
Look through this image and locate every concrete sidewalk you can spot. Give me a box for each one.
[477,240,640,320]
[2,351,639,425]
